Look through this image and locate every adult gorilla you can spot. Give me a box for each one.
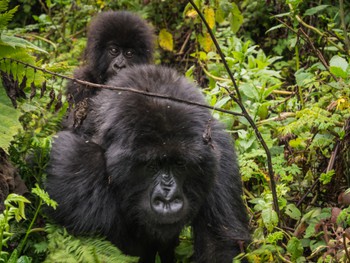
[46,65,250,263]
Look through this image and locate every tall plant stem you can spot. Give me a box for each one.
[188,0,280,220]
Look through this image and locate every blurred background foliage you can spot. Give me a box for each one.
[0,0,350,262]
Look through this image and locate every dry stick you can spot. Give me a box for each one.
[188,0,281,219]
[0,58,244,119]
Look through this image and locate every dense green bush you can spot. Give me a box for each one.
[1,0,349,262]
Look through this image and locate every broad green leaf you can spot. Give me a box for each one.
[329,55,349,79]
[158,29,173,52]
[203,7,215,29]
[0,84,22,153]
[304,5,329,16]
[240,83,259,100]
[287,237,303,261]
[230,3,243,33]
[1,34,48,53]
[329,55,348,71]
[285,204,301,220]
[295,70,314,87]
[330,66,348,79]
[262,207,278,232]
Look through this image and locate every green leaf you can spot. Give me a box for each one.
[285,204,301,220]
[1,34,48,53]
[319,170,335,185]
[0,84,22,153]
[304,5,329,16]
[158,29,173,52]
[329,55,349,79]
[0,5,18,30]
[262,207,278,232]
[32,184,58,209]
[266,24,285,34]
[329,55,348,71]
[295,70,314,87]
[175,240,193,259]
[330,66,348,79]
[230,3,243,33]
[266,231,284,244]
[17,256,32,263]
[287,237,303,261]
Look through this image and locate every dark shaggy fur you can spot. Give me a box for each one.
[67,11,155,103]
[46,65,250,263]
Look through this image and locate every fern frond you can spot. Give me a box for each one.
[0,0,9,13]
[0,4,18,31]
[45,224,138,263]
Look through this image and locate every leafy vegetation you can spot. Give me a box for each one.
[0,0,349,262]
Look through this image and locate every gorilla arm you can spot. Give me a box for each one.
[192,128,250,263]
[46,131,117,236]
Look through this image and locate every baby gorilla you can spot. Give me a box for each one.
[46,65,250,263]
[67,11,154,103]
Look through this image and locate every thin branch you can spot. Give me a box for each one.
[299,28,338,82]
[0,58,244,118]
[188,0,280,219]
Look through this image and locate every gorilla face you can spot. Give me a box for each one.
[86,11,154,83]
[100,85,218,239]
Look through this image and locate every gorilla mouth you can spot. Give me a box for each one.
[113,66,125,74]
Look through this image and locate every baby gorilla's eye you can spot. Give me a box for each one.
[124,49,134,58]
[109,46,120,56]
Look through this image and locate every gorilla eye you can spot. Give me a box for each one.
[124,49,134,58]
[175,160,186,167]
[110,47,120,56]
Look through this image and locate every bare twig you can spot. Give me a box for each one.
[0,58,244,118]
[299,28,338,82]
[188,0,280,219]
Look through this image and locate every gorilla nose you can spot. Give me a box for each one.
[151,195,184,216]
[113,61,126,72]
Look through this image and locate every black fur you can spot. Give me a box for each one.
[67,11,155,103]
[46,65,250,263]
